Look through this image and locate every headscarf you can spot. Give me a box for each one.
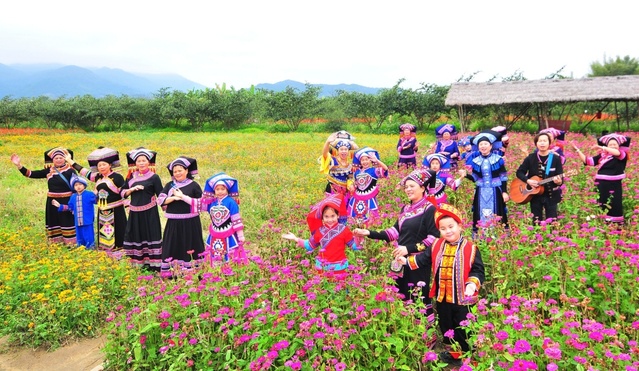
[598,133,631,151]
[126,147,157,178]
[306,193,343,233]
[471,130,501,146]
[204,172,239,199]
[353,147,380,166]
[167,156,198,179]
[423,153,450,170]
[435,123,458,140]
[44,147,73,167]
[87,147,120,171]
[399,123,417,135]
[400,168,437,189]
[70,174,88,188]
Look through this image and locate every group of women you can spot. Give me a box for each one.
[12,127,631,277]
[12,147,246,274]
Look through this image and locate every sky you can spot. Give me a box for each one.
[1,0,636,90]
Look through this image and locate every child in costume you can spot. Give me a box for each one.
[52,174,96,249]
[201,172,246,264]
[459,136,473,162]
[397,203,484,366]
[397,123,418,168]
[348,147,389,227]
[282,194,359,280]
[422,153,465,206]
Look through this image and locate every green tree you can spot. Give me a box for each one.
[589,55,639,76]
[262,83,321,131]
[335,91,378,129]
[405,83,450,130]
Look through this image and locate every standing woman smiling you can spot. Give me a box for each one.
[463,130,510,235]
[121,148,163,271]
[10,147,77,245]
[572,133,631,225]
[516,132,564,224]
[66,147,127,250]
[157,157,205,274]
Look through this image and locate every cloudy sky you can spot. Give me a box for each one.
[1,0,635,89]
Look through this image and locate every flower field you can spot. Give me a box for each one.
[0,130,637,370]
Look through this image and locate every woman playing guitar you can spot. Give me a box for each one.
[515,132,564,224]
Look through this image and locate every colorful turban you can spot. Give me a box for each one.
[423,153,450,170]
[204,172,239,198]
[87,147,120,171]
[353,147,380,166]
[125,147,157,177]
[434,203,464,229]
[167,156,198,179]
[598,133,631,149]
[399,123,416,133]
[400,168,437,189]
[459,136,472,147]
[44,147,73,167]
[435,123,458,139]
[539,127,565,142]
[471,130,501,146]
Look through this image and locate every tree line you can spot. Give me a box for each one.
[2,56,638,133]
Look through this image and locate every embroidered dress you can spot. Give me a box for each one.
[586,151,628,224]
[75,167,127,250]
[435,139,460,169]
[158,179,205,272]
[466,151,509,232]
[300,223,358,278]
[19,164,77,245]
[122,171,163,270]
[397,137,418,167]
[201,195,245,264]
[348,167,388,224]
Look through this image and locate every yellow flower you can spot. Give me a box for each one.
[50,309,56,315]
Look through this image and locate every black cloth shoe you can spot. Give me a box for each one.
[438,351,462,366]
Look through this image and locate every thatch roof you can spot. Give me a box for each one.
[445,75,639,106]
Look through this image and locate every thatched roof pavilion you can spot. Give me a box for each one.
[446,75,639,105]
[445,75,639,131]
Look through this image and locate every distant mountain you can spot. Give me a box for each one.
[255,79,380,97]
[0,63,207,98]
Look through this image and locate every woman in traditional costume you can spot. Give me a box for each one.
[11,147,77,245]
[397,123,418,168]
[463,130,510,235]
[158,157,205,274]
[348,147,389,227]
[572,133,630,225]
[353,169,440,348]
[319,131,358,223]
[66,147,127,250]
[121,148,163,270]
[433,123,460,169]
[201,172,246,264]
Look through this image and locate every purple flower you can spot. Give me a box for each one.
[512,339,531,354]
[495,330,509,341]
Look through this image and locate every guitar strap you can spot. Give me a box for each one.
[545,153,554,177]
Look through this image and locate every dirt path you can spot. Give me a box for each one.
[0,336,105,371]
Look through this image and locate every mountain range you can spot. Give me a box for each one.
[0,63,207,98]
[0,63,381,98]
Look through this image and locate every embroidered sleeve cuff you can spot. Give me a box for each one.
[423,235,436,247]
[407,256,419,270]
[467,277,481,291]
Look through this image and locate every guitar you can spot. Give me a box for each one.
[510,169,577,204]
